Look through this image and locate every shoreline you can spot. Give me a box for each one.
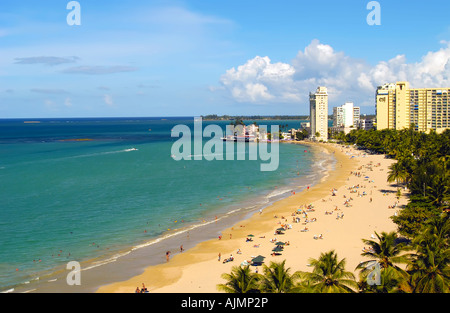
[9,141,328,293]
[97,141,391,293]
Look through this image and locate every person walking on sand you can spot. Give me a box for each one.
[218,252,221,262]
[166,251,170,262]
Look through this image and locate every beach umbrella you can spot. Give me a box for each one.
[251,255,265,264]
[247,234,255,237]
[276,228,285,231]
[274,241,286,246]
[272,246,283,252]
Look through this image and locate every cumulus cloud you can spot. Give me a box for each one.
[220,56,297,103]
[219,40,370,105]
[217,39,450,108]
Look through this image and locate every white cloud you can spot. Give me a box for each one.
[217,39,450,109]
[220,56,297,103]
[103,94,114,106]
[360,43,450,91]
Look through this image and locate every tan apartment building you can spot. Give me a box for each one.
[309,86,328,141]
[376,81,450,133]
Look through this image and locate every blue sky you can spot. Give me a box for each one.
[1,0,450,118]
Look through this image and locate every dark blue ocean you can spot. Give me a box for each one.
[0,117,332,292]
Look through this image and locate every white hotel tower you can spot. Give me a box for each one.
[309,86,328,141]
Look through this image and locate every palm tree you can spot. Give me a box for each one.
[425,171,449,208]
[298,250,357,293]
[356,231,412,293]
[259,260,300,293]
[406,214,450,293]
[356,231,408,275]
[217,265,261,293]
[414,214,449,248]
[358,266,411,293]
[387,161,408,186]
[407,240,450,293]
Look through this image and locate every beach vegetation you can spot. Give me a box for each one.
[356,231,410,293]
[406,213,450,293]
[217,265,261,293]
[259,260,300,293]
[296,250,357,293]
[387,162,408,186]
[295,129,309,141]
[335,126,449,293]
[357,231,409,273]
[218,253,357,293]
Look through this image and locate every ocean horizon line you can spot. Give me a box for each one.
[0,116,316,121]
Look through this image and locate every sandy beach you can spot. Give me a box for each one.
[96,142,407,293]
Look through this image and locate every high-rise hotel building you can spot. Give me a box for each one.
[309,86,328,141]
[333,102,360,128]
[376,81,450,133]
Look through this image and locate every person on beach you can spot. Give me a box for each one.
[166,251,170,262]
[218,252,221,262]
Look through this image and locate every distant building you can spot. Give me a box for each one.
[376,81,450,133]
[300,122,310,135]
[309,86,328,141]
[357,119,374,130]
[331,102,360,134]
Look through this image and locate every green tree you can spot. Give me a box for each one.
[217,265,261,293]
[391,198,441,238]
[298,250,357,293]
[358,266,411,293]
[387,161,408,186]
[407,239,450,293]
[406,214,450,293]
[356,231,408,275]
[259,260,300,293]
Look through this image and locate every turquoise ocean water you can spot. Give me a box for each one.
[0,117,332,292]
